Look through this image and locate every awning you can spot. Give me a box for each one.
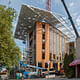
[69,58,80,66]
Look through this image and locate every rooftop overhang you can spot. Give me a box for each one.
[15,4,76,41]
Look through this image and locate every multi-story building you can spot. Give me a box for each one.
[15,4,75,71]
[66,41,76,55]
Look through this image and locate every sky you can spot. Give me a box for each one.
[0,0,80,52]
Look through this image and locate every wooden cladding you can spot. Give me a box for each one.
[36,22,50,62]
[52,27,54,60]
[45,24,50,62]
[55,30,57,61]
[35,21,67,70]
[36,22,42,62]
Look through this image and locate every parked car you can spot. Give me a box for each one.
[49,68,56,74]
[0,66,8,80]
[55,68,64,75]
[59,68,64,75]
[41,68,56,78]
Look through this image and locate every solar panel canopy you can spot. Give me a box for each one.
[15,4,61,40]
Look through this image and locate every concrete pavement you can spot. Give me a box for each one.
[9,78,80,80]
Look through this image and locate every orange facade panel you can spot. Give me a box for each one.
[58,32,60,71]
[36,22,42,62]
[45,24,50,62]
[50,61,53,68]
[42,61,45,68]
[55,30,57,61]
[58,62,60,71]
[52,27,54,60]
[58,32,60,61]
[61,37,63,62]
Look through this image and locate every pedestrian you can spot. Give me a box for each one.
[20,72,24,80]
[16,71,20,80]
[21,73,24,80]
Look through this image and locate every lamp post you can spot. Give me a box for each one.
[48,61,50,78]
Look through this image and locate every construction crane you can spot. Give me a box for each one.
[61,0,79,38]
[46,0,51,11]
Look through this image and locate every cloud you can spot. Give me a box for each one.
[55,0,60,4]
[76,16,80,26]
[69,2,74,7]
[41,0,45,3]
[72,12,78,19]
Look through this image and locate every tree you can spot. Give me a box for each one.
[0,5,21,68]
[64,52,75,78]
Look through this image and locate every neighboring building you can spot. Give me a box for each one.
[66,41,76,54]
[15,4,75,71]
[69,38,80,78]
[69,42,76,54]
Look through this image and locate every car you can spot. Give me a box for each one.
[41,68,56,78]
[0,66,8,80]
[49,68,56,74]
[59,68,64,75]
[55,68,64,75]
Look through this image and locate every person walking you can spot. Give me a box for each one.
[16,71,20,80]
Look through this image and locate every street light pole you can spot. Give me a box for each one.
[48,61,50,78]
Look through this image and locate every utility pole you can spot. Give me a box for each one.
[61,0,79,38]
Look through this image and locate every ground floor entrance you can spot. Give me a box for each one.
[77,64,80,77]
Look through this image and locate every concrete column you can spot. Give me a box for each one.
[36,62,38,72]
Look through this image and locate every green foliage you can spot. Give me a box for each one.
[64,51,75,78]
[0,5,21,68]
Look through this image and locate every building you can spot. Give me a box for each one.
[15,4,75,72]
[69,38,80,78]
[66,41,76,55]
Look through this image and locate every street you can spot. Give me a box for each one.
[9,78,80,80]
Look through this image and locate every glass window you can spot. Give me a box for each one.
[42,24,45,29]
[45,63,48,68]
[42,53,45,59]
